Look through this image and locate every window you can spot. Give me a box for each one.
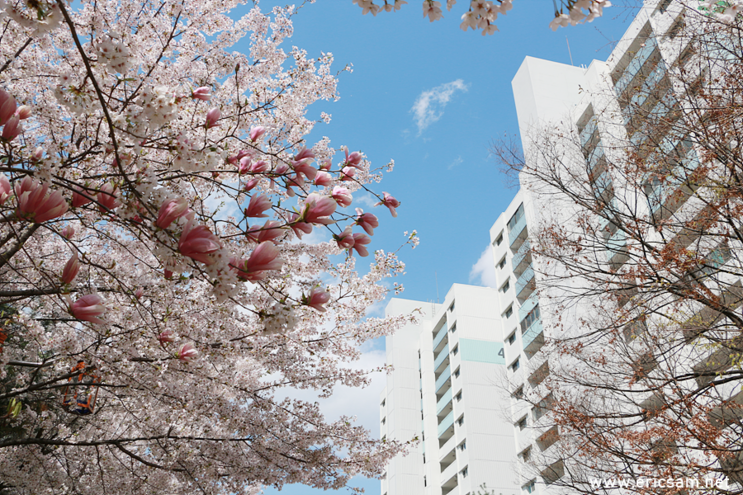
[522,479,536,494]
[449,324,457,333]
[381,417,386,425]
[455,391,462,401]
[510,357,520,372]
[517,416,527,430]
[449,301,455,312]
[507,331,516,345]
[460,466,469,478]
[520,447,531,462]
[497,255,506,269]
[423,477,426,487]
[494,232,503,246]
[423,454,426,463]
[454,366,461,378]
[456,414,465,426]
[658,0,672,13]
[500,280,510,293]
[458,441,467,451]
[512,386,524,399]
[504,305,513,319]
[380,399,385,407]
[452,344,459,356]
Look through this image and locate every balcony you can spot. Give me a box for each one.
[522,318,544,355]
[436,365,451,394]
[516,265,535,302]
[509,213,528,249]
[512,239,531,276]
[518,292,538,322]
[438,410,454,438]
[433,326,448,353]
[593,172,614,203]
[536,425,559,452]
[647,150,700,220]
[614,40,657,96]
[605,229,628,268]
[441,470,458,495]
[439,433,457,463]
[587,145,605,174]
[436,388,453,416]
[439,444,456,472]
[434,343,450,373]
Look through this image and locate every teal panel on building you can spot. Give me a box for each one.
[459,338,505,365]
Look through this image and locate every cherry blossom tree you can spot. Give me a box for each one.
[0,0,417,493]
[492,2,743,492]
[351,0,613,35]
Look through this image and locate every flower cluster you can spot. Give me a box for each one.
[549,0,611,31]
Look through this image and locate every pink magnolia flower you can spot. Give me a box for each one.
[61,225,75,239]
[320,160,332,171]
[294,147,315,162]
[192,87,211,101]
[341,166,356,181]
[228,149,252,165]
[314,171,332,187]
[179,219,221,265]
[249,126,266,142]
[334,226,355,250]
[344,149,363,168]
[69,294,105,324]
[303,287,331,313]
[0,174,10,205]
[274,163,290,175]
[176,343,198,362]
[61,252,80,285]
[135,287,144,299]
[250,160,268,174]
[97,183,119,212]
[205,108,221,128]
[246,220,284,244]
[2,116,22,141]
[377,192,400,218]
[164,269,174,280]
[72,186,93,208]
[351,233,371,257]
[245,194,271,218]
[15,105,31,120]
[0,90,16,126]
[15,177,68,223]
[231,241,282,281]
[158,329,174,344]
[157,197,189,229]
[293,160,317,180]
[238,157,251,175]
[355,208,379,236]
[300,194,336,225]
[332,186,353,208]
[244,178,260,192]
[32,147,43,161]
[289,213,313,239]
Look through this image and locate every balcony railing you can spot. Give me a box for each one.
[614,40,657,96]
[512,239,531,275]
[436,388,452,415]
[522,318,544,354]
[519,292,539,322]
[433,326,448,352]
[508,213,528,249]
[516,265,535,299]
[437,410,454,438]
[434,343,449,372]
[435,365,451,393]
[605,230,628,267]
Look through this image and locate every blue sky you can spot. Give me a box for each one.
[238,2,636,494]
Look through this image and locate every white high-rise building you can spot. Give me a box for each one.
[380,285,518,495]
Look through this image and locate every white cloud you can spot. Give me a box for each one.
[411,79,469,136]
[447,156,464,170]
[354,192,378,209]
[469,245,497,288]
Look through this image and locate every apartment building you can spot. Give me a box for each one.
[380,285,518,495]
[383,1,741,494]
